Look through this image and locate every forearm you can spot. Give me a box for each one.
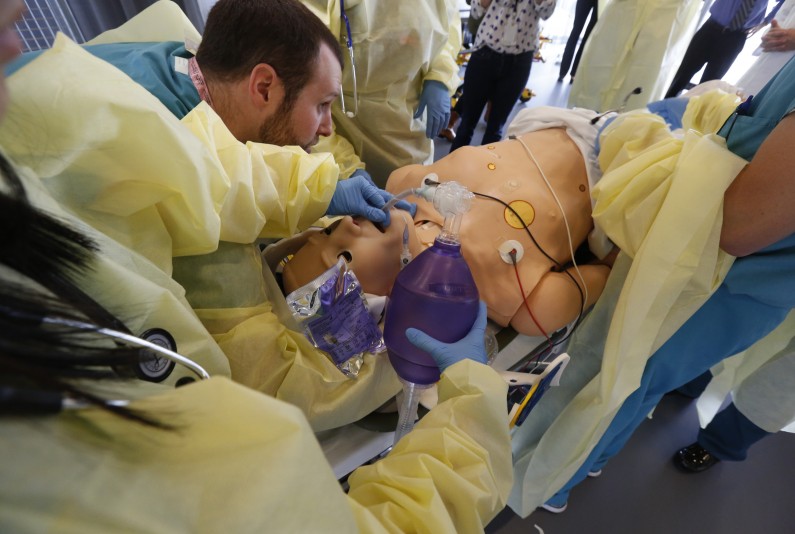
[721,114,795,256]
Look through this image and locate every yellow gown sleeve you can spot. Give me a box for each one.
[347,360,513,533]
[423,0,462,93]
[181,104,337,240]
[313,126,366,179]
[1,370,510,532]
[195,297,403,432]
[2,34,338,273]
[168,239,402,433]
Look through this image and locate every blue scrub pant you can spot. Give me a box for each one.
[699,402,771,461]
[675,369,712,398]
[450,47,534,150]
[545,284,789,507]
[675,372,771,461]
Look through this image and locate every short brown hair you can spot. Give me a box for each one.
[197,0,343,108]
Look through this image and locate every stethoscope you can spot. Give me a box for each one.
[339,0,358,118]
[0,314,210,415]
[40,316,211,383]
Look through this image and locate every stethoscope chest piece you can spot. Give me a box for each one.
[135,328,177,383]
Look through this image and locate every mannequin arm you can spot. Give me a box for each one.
[509,264,610,337]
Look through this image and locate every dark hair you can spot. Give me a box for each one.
[0,154,164,426]
[197,0,343,109]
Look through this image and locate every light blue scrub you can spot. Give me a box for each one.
[546,56,795,508]
[8,42,200,119]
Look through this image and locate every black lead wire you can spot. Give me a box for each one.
[471,190,586,310]
[421,177,587,347]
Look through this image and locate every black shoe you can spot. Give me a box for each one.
[673,443,720,473]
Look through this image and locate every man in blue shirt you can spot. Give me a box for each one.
[665,0,784,97]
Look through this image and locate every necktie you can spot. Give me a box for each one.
[729,0,756,31]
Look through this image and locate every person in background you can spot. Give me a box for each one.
[557,0,597,84]
[735,0,795,95]
[665,0,785,98]
[450,0,556,151]
[671,22,795,468]
[303,0,462,187]
[568,0,702,111]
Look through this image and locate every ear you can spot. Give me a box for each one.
[248,63,282,110]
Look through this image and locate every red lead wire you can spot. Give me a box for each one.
[511,253,552,349]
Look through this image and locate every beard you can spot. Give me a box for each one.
[256,101,311,152]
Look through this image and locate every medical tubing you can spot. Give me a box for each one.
[418,172,585,350]
[394,379,423,445]
[510,135,588,308]
[383,174,443,213]
[382,188,416,212]
[470,190,585,348]
[510,253,552,347]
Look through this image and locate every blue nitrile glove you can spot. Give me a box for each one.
[328,175,392,225]
[405,301,489,373]
[399,199,418,218]
[350,168,376,186]
[350,169,418,218]
[414,80,451,139]
[646,97,689,131]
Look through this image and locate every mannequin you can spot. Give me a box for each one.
[283,126,612,337]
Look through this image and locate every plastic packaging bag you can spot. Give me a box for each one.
[285,257,386,378]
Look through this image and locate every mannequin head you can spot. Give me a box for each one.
[283,209,423,296]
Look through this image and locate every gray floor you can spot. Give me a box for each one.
[488,393,795,534]
[434,40,795,534]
